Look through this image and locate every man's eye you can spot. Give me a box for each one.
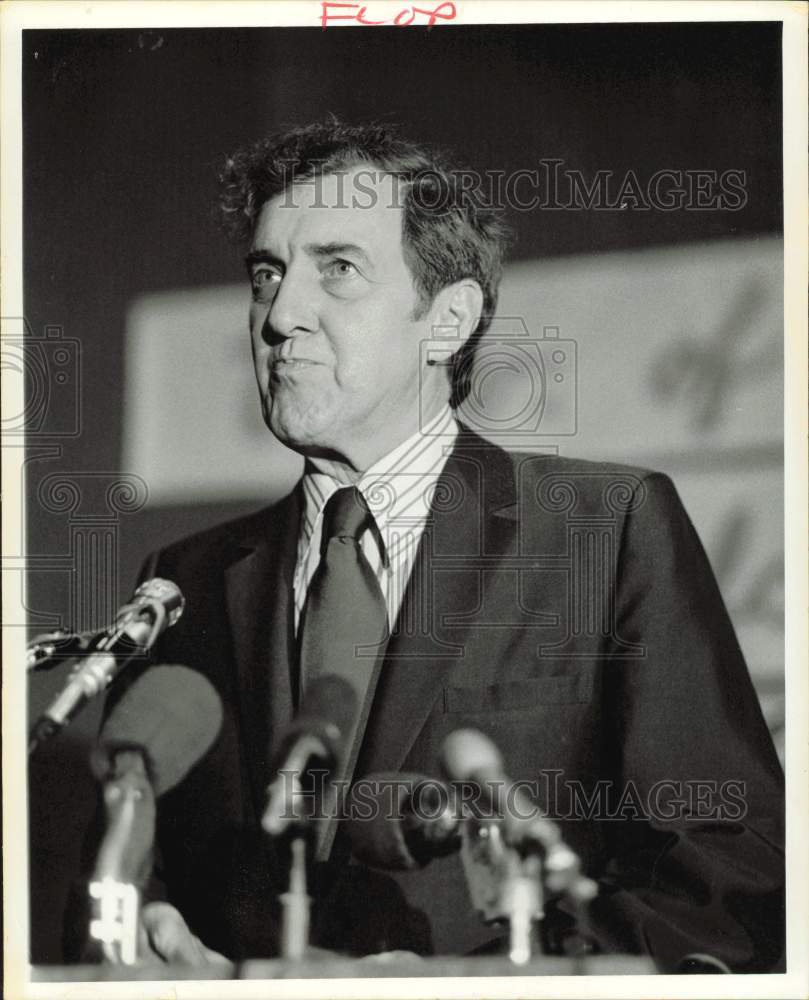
[323,259,358,280]
[250,269,281,301]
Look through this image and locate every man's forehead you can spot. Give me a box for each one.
[253,166,405,249]
[285,163,402,206]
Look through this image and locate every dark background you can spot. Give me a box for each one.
[23,22,782,962]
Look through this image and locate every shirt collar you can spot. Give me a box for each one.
[299,406,458,563]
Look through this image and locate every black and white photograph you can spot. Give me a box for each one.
[2,1,807,997]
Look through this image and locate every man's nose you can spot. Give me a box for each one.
[263,270,318,343]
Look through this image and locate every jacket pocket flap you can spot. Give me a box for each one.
[443,673,593,714]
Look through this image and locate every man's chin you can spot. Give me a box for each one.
[266,409,332,454]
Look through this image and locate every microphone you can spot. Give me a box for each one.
[440,728,563,855]
[93,663,223,797]
[87,664,222,964]
[28,578,185,752]
[345,772,461,871]
[262,674,358,838]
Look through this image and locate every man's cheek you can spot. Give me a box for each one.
[331,349,371,391]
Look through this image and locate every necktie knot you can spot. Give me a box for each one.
[322,487,372,545]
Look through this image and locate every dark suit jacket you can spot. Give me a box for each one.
[91,431,784,971]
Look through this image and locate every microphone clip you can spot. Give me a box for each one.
[88,877,140,966]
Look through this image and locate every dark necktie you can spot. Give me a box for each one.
[298,486,390,857]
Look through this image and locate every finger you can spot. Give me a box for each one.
[141,903,205,965]
[136,921,163,963]
[198,942,232,966]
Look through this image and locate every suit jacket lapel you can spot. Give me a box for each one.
[224,488,300,821]
[357,431,518,777]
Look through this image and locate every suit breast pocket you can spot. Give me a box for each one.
[442,673,595,715]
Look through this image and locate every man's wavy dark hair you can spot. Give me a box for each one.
[218,119,509,408]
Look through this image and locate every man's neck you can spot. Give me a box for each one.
[305,402,451,483]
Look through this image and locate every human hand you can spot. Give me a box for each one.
[137,902,231,967]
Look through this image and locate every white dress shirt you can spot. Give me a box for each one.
[293,406,459,634]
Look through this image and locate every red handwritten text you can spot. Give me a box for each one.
[320,2,457,29]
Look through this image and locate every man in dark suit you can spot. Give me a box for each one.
[84,121,784,971]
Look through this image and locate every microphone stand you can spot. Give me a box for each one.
[263,762,320,962]
[279,836,312,961]
[88,750,155,965]
[262,674,360,962]
[26,629,92,672]
[459,820,541,964]
[459,817,597,966]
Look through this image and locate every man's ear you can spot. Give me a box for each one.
[426,279,484,363]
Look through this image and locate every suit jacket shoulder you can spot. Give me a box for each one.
[138,488,300,582]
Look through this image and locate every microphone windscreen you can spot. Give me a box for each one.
[94,664,223,796]
[440,727,503,783]
[279,673,358,764]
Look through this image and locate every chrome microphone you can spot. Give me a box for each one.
[28,578,185,752]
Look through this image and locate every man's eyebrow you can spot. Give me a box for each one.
[244,249,282,270]
[304,242,372,267]
[244,242,373,272]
